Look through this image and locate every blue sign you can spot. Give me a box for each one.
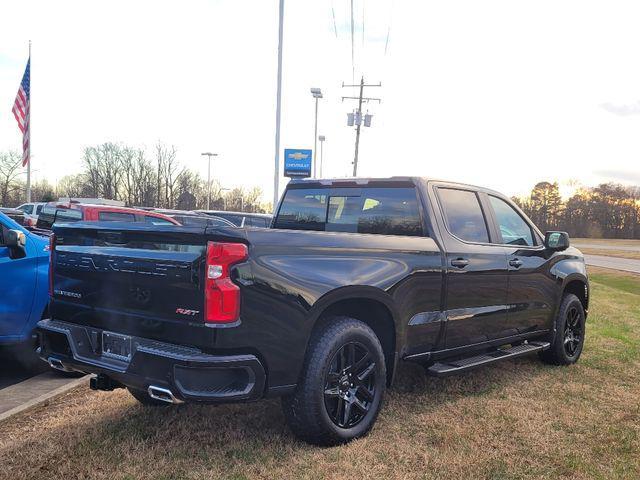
[284,148,312,178]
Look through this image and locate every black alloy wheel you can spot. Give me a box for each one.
[323,342,377,429]
[281,316,386,446]
[563,305,583,358]
[539,293,586,365]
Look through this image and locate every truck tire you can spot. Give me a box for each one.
[539,293,585,365]
[281,316,386,446]
[127,387,169,406]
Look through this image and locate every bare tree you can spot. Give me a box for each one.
[82,143,125,200]
[155,142,181,208]
[0,151,23,205]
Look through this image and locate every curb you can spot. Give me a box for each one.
[0,374,91,423]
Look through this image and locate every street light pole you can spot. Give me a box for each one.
[201,152,218,210]
[318,135,326,178]
[273,0,285,211]
[310,88,323,178]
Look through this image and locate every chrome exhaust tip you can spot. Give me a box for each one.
[48,356,73,372]
[147,385,183,404]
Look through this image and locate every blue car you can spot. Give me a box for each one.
[0,211,50,347]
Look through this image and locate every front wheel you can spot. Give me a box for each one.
[539,293,586,365]
[281,316,386,446]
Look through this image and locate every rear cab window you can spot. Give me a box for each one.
[275,185,424,237]
[436,188,490,243]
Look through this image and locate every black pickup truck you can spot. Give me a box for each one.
[37,177,589,445]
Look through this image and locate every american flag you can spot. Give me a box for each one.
[12,58,30,167]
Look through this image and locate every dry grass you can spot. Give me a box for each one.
[1,271,639,480]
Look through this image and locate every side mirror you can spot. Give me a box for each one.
[545,231,570,251]
[5,229,27,257]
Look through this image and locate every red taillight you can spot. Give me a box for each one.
[48,233,56,297]
[204,242,248,323]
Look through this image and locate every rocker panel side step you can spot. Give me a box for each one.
[425,341,550,377]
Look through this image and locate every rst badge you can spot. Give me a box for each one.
[176,308,199,316]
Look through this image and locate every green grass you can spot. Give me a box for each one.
[590,270,640,297]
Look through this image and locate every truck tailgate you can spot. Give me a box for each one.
[50,222,247,349]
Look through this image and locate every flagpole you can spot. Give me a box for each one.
[26,40,31,203]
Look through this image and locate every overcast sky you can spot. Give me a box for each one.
[1,0,639,203]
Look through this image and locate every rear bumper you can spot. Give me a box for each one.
[36,319,266,403]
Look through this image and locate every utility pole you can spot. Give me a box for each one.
[342,76,381,176]
[201,152,218,210]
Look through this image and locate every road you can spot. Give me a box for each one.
[574,242,640,253]
[584,254,640,274]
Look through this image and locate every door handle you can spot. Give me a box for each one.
[509,258,523,268]
[451,258,469,268]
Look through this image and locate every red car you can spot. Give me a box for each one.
[36,201,179,229]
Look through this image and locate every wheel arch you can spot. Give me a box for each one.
[562,274,589,316]
[308,286,400,386]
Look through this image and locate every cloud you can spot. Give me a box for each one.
[594,169,640,184]
[600,101,640,116]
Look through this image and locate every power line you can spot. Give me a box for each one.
[385,0,394,55]
[331,4,338,38]
[362,0,365,47]
[384,26,391,55]
[350,0,355,83]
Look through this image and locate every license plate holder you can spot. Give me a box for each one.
[101,331,132,361]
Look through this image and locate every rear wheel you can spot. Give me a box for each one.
[281,316,386,446]
[127,387,168,406]
[540,293,585,365]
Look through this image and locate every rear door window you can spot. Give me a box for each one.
[98,211,135,222]
[437,188,489,243]
[35,204,43,215]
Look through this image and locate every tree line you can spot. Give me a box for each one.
[0,143,270,213]
[513,181,640,239]
[3,148,639,238]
